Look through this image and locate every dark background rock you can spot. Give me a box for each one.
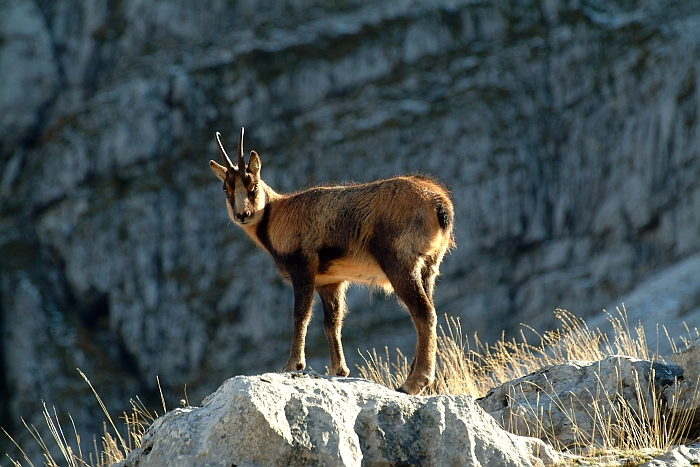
[2,0,700,462]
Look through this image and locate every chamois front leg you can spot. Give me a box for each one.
[317,282,350,377]
[283,265,315,372]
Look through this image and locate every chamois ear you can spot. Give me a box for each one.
[209,160,228,182]
[248,150,261,176]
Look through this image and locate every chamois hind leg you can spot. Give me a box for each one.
[317,282,350,377]
[377,257,437,395]
[401,257,440,376]
[283,267,315,372]
[421,254,440,308]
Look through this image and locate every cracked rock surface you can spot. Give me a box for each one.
[118,372,559,467]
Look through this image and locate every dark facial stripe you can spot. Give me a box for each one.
[255,204,274,257]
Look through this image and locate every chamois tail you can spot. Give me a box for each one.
[435,199,452,231]
[432,193,455,249]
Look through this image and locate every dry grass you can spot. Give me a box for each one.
[502,364,700,460]
[2,371,164,467]
[358,307,652,397]
[358,306,700,462]
[4,307,699,466]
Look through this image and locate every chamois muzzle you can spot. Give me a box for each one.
[235,211,252,224]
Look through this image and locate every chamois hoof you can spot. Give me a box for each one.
[398,374,432,395]
[395,387,409,394]
[282,361,306,372]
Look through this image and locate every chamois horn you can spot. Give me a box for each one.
[238,127,246,173]
[215,132,234,170]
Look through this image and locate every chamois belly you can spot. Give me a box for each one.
[315,257,391,289]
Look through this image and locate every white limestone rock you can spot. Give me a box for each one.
[119,372,559,467]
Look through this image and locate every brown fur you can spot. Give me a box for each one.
[210,129,454,394]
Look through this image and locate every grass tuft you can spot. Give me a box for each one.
[3,372,164,467]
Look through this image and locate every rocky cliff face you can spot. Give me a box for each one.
[2,0,700,461]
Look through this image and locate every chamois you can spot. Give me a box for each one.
[209,128,454,395]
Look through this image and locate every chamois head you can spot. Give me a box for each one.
[209,128,265,226]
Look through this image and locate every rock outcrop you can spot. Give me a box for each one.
[477,342,700,454]
[638,444,700,467]
[477,356,686,448]
[666,337,700,433]
[116,350,700,467]
[118,372,558,467]
[3,0,700,462]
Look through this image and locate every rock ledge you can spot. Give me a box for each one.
[119,372,558,467]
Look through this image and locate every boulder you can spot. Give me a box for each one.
[665,338,700,432]
[476,356,685,448]
[638,444,700,467]
[119,372,558,467]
